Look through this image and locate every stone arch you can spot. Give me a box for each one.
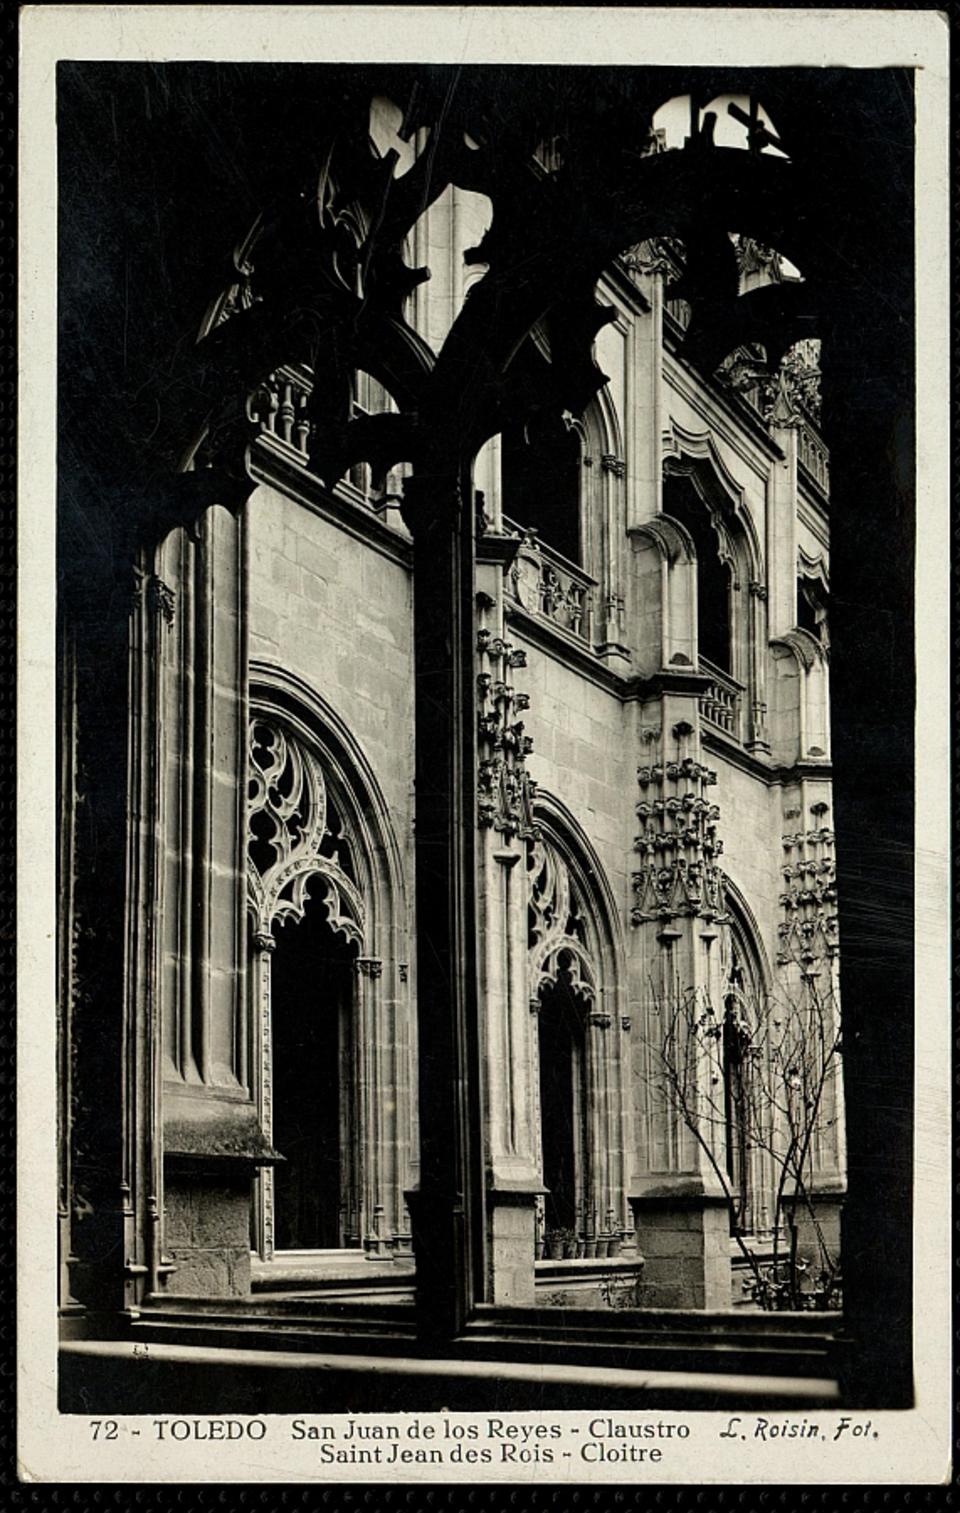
[663,422,764,587]
[719,880,771,1236]
[246,663,413,1261]
[770,629,830,761]
[628,513,698,671]
[527,794,629,1253]
[721,874,774,996]
[249,663,408,940]
[797,546,830,649]
[662,424,766,735]
[580,387,627,649]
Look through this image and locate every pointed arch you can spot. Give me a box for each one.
[528,794,629,1251]
[663,422,764,584]
[661,424,765,721]
[719,877,771,1237]
[527,792,625,1007]
[721,874,773,995]
[246,662,413,1262]
[248,661,408,943]
[583,382,624,466]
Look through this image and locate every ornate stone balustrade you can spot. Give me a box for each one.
[247,365,313,460]
[798,419,830,494]
[699,657,744,740]
[503,518,598,644]
[665,296,693,332]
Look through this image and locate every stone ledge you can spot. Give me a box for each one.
[60,1338,842,1412]
[535,1258,646,1278]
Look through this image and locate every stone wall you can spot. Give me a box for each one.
[163,1175,252,1299]
[247,485,416,842]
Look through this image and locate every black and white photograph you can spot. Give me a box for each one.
[18,4,949,1486]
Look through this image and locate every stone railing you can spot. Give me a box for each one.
[665,296,692,332]
[247,365,314,460]
[503,518,597,644]
[699,657,744,740]
[797,417,830,495]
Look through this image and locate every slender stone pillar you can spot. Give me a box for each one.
[628,705,734,1307]
[474,541,542,1304]
[401,469,484,1338]
[623,242,669,533]
[154,499,279,1298]
[765,418,799,642]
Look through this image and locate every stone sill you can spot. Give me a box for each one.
[535,1258,645,1279]
[252,1251,415,1291]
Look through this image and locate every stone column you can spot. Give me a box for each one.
[623,243,668,533]
[598,453,629,660]
[746,579,770,752]
[250,931,276,1259]
[67,574,144,1314]
[355,955,391,1256]
[401,468,484,1339]
[628,707,734,1309]
[765,418,799,641]
[475,536,542,1304]
[57,628,82,1310]
[155,500,279,1299]
[777,780,845,1268]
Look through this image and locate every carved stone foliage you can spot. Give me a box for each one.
[202,218,262,337]
[716,338,824,432]
[777,803,838,971]
[631,756,728,925]
[527,837,598,1007]
[733,235,784,281]
[131,570,176,625]
[476,614,538,841]
[621,236,686,281]
[247,719,365,946]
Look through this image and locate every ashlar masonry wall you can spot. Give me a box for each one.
[246,485,416,829]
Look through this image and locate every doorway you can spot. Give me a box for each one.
[269,889,359,1250]
[537,969,588,1237]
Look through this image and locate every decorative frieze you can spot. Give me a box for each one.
[631,755,728,926]
[716,340,827,489]
[732,235,784,282]
[476,609,539,841]
[777,801,838,971]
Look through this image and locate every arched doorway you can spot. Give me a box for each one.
[246,701,413,1264]
[720,898,771,1239]
[527,810,628,1258]
[536,961,589,1237]
[270,892,359,1251]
